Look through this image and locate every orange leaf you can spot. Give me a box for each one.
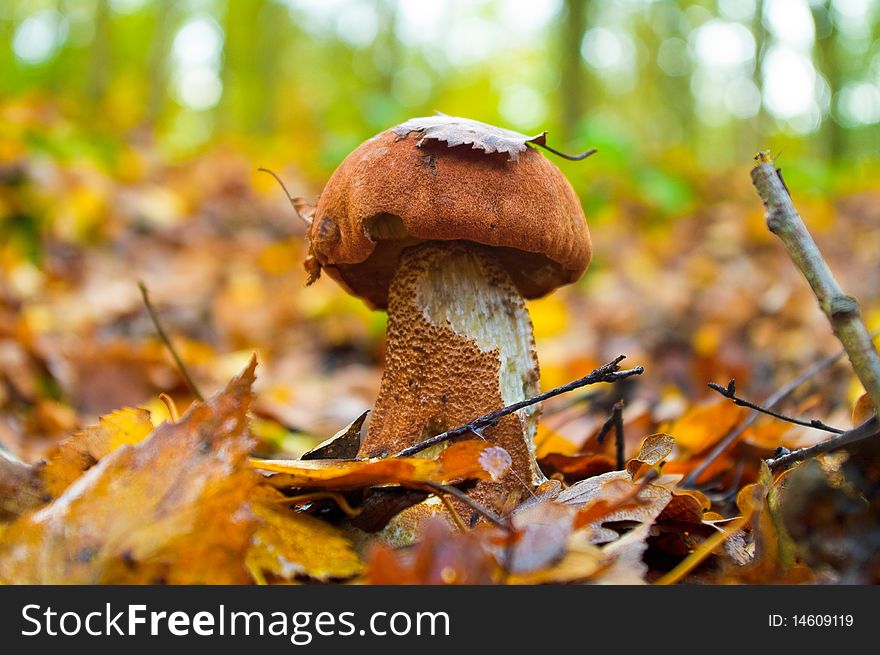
[252,440,511,490]
[0,359,259,584]
[537,452,616,482]
[367,520,496,584]
[246,489,363,583]
[626,433,675,479]
[39,407,154,498]
[852,392,874,427]
[665,400,743,453]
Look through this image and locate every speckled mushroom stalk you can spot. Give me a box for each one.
[361,240,544,511]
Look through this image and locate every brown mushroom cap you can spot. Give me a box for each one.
[307,127,592,309]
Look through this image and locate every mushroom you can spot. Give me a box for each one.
[305,116,591,532]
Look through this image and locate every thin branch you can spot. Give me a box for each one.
[767,415,880,472]
[138,281,204,402]
[395,356,644,458]
[419,482,506,529]
[681,346,848,488]
[708,380,844,434]
[752,154,880,417]
[597,399,626,470]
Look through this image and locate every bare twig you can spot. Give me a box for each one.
[138,281,204,402]
[597,399,626,470]
[751,153,880,417]
[395,356,644,458]
[767,415,880,472]
[681,347,848,488]
[708,380,844,434]
[419,482,506,529]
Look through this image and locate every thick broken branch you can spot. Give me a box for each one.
[395,356,644,458]
[751,153,880,418]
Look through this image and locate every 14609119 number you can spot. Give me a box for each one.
[769,614,854,628]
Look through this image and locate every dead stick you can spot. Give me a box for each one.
[419,482,506,529]
[751,153,880,417]
[138,281,205,402]
[597,400,626,469]
[682,346,846,487]
[395,356,644,458]
[767,416,879,472]
[707,380,844,434]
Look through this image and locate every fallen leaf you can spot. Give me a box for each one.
[300,410,368,460]
[593,523,653,584]
[367,519,496,584]
[253,440,511,490]
[503,501,576,573]
[852,392,874,427]
[0,358,259,584]
[538,452,616,481]
[0,451,47,519]
[557,471,672,544]
[39,407,154,498]
[390,115,548,161]
[246,489,364,582]
[625,433,675,479]
[665,400,742,453]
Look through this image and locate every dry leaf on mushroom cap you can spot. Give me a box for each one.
[391,115,550,161]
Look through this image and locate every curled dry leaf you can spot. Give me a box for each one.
[300,410,368,460]
[390,115,548,161]
[626,433,675,479]
[0,358,259,584]
[852,392,874,427]
[252,440,511,490]
[292,197,316,226]
[246,489,364,583]
[39,406,154,498]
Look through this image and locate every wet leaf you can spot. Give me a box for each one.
[253,440,511,490]
[391,115,548,161]
[0,359,259,584]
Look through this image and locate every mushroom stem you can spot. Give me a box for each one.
[361,241,546,510]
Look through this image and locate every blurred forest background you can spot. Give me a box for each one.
[1,0,879,485]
